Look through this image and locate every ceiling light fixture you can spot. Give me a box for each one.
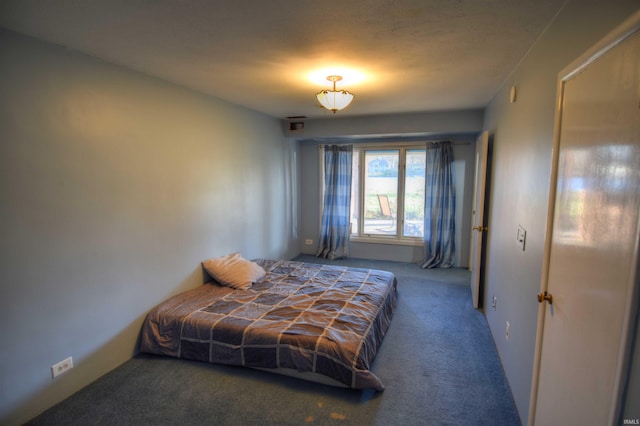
[315,75,355,113]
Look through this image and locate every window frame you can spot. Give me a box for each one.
[350,142,427,246]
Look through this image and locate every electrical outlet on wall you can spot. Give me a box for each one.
[492,295,497,310]
[51,356,73,378]
[506,321,511,341]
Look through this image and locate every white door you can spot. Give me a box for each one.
[470,130,489,309]
[530,18,640,426]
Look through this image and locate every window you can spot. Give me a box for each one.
[350,145,426,244]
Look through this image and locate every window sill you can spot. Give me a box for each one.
[350,235,423,247]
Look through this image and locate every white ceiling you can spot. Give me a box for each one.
[0,0,567,119]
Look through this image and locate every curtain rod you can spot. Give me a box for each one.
[315,139,471,149]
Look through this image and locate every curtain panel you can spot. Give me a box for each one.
[316,145,353,260]
[421,141,456,268]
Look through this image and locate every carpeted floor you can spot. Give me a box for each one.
[27,255,521,425]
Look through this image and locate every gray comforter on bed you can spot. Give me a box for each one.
[140,259,397,391]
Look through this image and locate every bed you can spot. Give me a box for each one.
[140,258,398,391]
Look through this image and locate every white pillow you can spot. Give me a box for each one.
[202,253,265,290]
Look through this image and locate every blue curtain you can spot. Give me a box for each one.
[420,141,456,268]
[316,145,353,260]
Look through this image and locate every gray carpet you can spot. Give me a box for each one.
[27,255,521,425]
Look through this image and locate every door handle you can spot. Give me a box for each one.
[537,291,553,304]
[472,226,488,232]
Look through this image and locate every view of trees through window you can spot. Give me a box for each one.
[350,146,426,241]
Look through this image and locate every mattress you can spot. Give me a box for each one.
[140,259,397,391]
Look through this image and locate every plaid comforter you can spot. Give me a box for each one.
[140,259,397,390]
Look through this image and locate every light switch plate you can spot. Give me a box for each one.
[517,225,526,251]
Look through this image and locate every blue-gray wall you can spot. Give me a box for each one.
[0,29,298,425]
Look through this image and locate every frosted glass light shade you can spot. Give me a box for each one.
[316,89,355,113]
